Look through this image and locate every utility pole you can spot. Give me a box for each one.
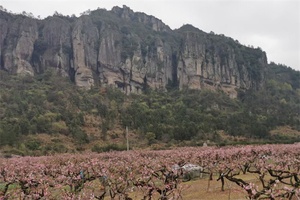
[126,126,129,151]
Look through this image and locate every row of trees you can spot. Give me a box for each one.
[1,144,299,199]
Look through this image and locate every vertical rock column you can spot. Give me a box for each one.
[72,18,97,89]
[3,18,38,75]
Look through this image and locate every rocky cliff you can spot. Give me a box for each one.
[0,5,267,97]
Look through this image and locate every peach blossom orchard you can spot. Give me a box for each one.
[0,144,300,199]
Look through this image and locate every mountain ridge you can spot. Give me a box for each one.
[0,5,268,98]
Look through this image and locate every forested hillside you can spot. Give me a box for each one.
[0,62,299,156]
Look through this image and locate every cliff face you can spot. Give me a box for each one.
[176,26,267,97]
[1,14,38,75]
[0,6,267,96]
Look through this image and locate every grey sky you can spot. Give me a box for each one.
[1,0,299,71]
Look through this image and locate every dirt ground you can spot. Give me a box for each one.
[125,175,251,200]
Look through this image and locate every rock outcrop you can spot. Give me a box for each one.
[176,26,267,98]
[0,6,267,97]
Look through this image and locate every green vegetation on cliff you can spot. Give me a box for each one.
[0,62,299,155]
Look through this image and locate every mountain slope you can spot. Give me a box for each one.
[0,63,299,156]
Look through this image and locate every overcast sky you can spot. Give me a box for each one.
[1,0,299,71]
